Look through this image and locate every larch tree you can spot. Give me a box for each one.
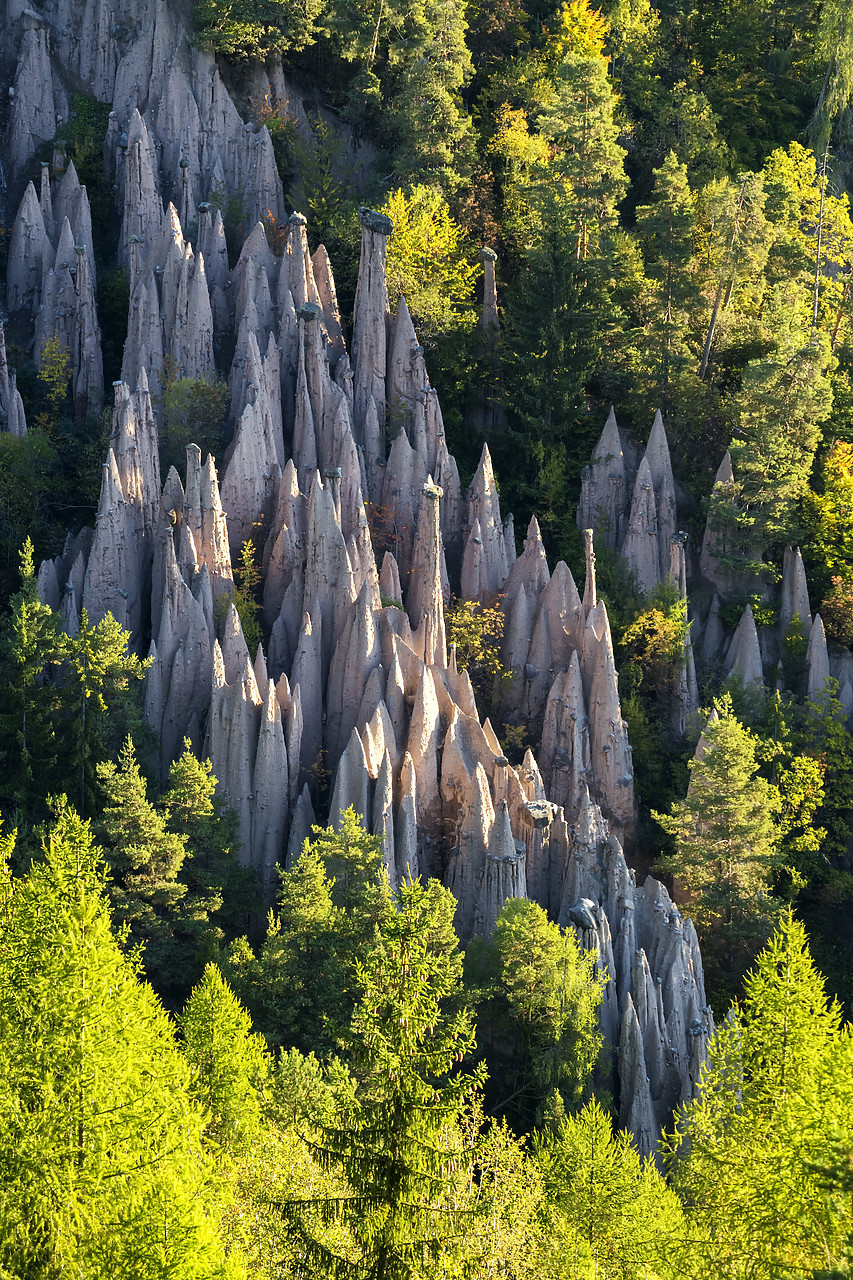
[0,803,242,1278]
[668,911,853,1279]
[536,1096,686,1280]
[179,963,270,1153]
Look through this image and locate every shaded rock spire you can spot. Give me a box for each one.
[351,206,393,440]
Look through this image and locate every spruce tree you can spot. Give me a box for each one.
[99,739,257,1003]
[0,537,67,827]
[654,694,783,998]
[282,873,484,1280]
[161,742,257,942]
[0,803,241,1278]
[97,737,189,992]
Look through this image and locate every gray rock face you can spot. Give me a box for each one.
[41,113,719,1157]
[700,451,737,592]
[726,603,764,690]
[622,456,660,595]
[780,545,812,638]
[578,407,628,550]
[7,19,67,178]
[6,182,49,315]
[351,208,392,440]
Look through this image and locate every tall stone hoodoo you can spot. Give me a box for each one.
[1,1,719,1156]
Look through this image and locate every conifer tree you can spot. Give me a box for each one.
[668,911,853,1278]
[62,608,150,816]
[0,804,241,1278]
[466,896,604,1126]
[498,0,627,559]
[717,327,835,569]
[654,694,783,996]
[537,1096,686,1279]
[161,742,257,941]
[225,809,390,1055]
[635,152,701,405]
[0,537,67,825]
[180,963,270,1152]
[97,737,189,986]
[282,873,484,1280]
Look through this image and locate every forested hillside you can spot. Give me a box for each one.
[1,0,853,1271]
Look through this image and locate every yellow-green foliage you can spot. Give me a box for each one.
[381,186,480,339]
[36,334,71,420]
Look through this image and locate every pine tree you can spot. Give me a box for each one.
[0,803,242,1278]
[634,151,701,406]
[668,911,852,1279]
[654,694,783,998]
[179,964,270,1152]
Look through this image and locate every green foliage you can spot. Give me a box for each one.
[633,152,702,406]
[161,742,258,944]
[537,1096,686,1279]
[654,694,783,1003]
[466,896,604,1127]
[53,95,113,238]
[668,911,853,1279]
[224,809,390,1056]
[802,441,853,605]
[98,739,252,1004]
[96,737,190,983]
[282,872,484,1280]
[323,0,473,188]
[0,430,63,595]
[225,540,263,657]
[0,539,67,825]
[445,596,506,709]
[812,0,853,150]
[381,186,480,341]
[289,116,363,312]
[160,374,229,478]
[620,585,689,700]
[0,805,241,1278]
[36,333,71,423]
[193,0,324,58]
[179,964,270,1151]
[62,609,150,818]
